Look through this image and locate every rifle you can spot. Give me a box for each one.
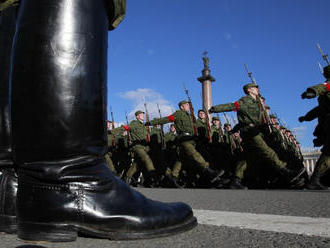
[200,92,212,143]
[125,111,132,145]
[157,103,166,149]
[110,106,116,147]
[244,64,272,133]
[183,83,198,135]
[216,113,225,142]
[143,98,151,142]
[274,113,287,150]
[317,43,330,65]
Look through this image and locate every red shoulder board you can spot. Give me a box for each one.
[168,115,175,122]
[323,82,330,92]
[233,101,239,111]
[123,125,130,131]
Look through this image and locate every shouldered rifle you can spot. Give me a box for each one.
[125,111,132,145]
[157,103,166,149]
[244,64,272,133]
[110,106,116,147]
[183,83,198,135]
[274,113,287,150]
[200,92,212,143]
[216,114,224,142]
[143,99,151,142]
[203,105,213,143]
[317,43,330,65]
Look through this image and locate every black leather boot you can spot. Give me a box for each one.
[305,171,328,190]
[0,169,18,233]
[229,177,247,190]
[11,0,196,242]
[0,5,19,234]
[143,170,160,188]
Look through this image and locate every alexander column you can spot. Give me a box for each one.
[197,51,215,114]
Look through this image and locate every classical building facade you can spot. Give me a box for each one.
[302,150,321,177]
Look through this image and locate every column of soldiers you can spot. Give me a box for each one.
[105,89,311,189]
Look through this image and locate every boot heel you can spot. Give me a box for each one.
[18,222,77,242]
[0,215,17,234]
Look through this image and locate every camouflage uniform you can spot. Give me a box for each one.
[151,101,222,186]
[300,68,330,189]
[123,112,157,187]
[164,129,181,179]
[210,83,294,187]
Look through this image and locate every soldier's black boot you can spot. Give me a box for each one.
[0,169,18,233]
[11,0,196,242]
[0,5,19,234]
[143,170,160,188]
[161,174,182,188]
[229,177,247,190]
[203,167,224,183]
[305,171,328,190]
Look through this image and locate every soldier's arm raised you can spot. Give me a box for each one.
[301,83,330,99]
[209,102,239,113]
[298,106,320,122]
[150,115,175,126]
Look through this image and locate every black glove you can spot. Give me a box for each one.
[209,107,215,113]
[298,116,305,122]
[144,121,151,126]
[301,91,316,99]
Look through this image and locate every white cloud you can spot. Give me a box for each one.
[118,88,175,120]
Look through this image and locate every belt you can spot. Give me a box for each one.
[178,132,193,136]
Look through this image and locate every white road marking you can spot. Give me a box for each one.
[193,209,330,238]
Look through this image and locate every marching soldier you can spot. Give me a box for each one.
[222,123,247,189]
[105,120,117,174]
[299,65,330,190]
[209,83,301,188]
[162,124,182,188]
[150,100,223,187]
[123,110,159,187]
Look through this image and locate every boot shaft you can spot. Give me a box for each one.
[10,0,109,167]
[0,6,17,165]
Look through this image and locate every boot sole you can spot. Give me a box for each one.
[18,216,197,242]
[0,215,17,234]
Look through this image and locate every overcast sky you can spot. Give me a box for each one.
[106,0,330,149]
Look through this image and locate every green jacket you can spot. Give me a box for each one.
[196,118,208,139]
[304,81,330,148]
[0,0,126,30]
[150,127,162,145]
[308,81,330,114]
[127,120,148,145]
[151,109,195,135]
[211,125,223,143]
[212,95,263,136]
[164,131,177,149]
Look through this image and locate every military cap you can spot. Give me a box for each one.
[198,109,206,114]
[243,83,258,94]
[135,110,145,116]
[323,65,330,79]
[224,123,231,127]
[269,114,276,119]
[178,100,189,107]
[212,116,220,121]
